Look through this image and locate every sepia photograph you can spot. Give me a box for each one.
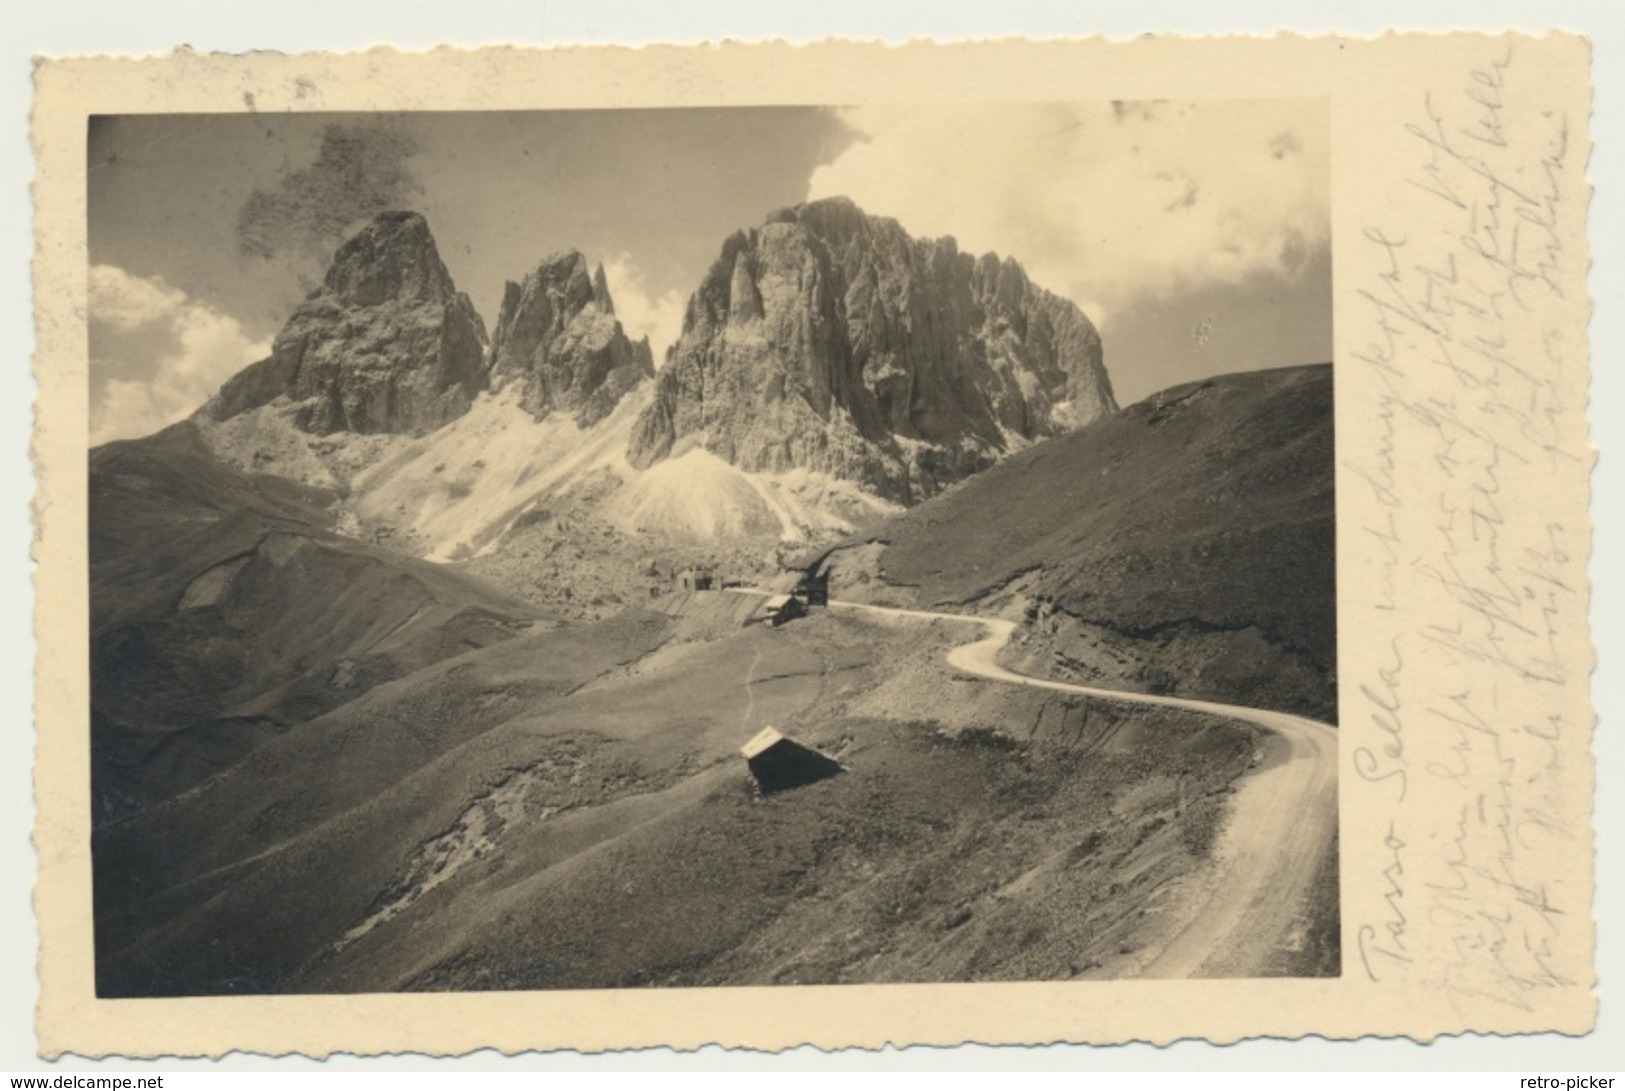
[85,102,1339,996]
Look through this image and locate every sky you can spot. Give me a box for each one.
[86,102,1330,445]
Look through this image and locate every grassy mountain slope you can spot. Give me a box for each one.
[89,423,546,817]
[91,367,1340,997]
[96,604,1290,996]
[851,364,1336,719]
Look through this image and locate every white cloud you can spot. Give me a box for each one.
[806,101,1329,323]
[90,380,179,450]
[89,264,272,446]
[598,254,688,366]
[89,263,190,327]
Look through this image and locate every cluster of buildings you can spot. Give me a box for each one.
[663,565,831,629]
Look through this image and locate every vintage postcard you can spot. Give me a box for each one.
[30,34,1594,1057]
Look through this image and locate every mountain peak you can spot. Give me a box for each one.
[322,210,459,308]
[198,212,488,435]
[769,194,865,222]
[532,248,588,276]
[487,251,653,427]
[763,196,910,249]
[629,201,1115,504]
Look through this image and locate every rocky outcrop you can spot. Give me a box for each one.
[628,197,1115,504]
[487,252,654,427]
[199,211,489,435]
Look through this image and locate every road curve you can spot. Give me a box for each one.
[825,597,1338,979]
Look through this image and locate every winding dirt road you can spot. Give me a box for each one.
[826,598,1339,979]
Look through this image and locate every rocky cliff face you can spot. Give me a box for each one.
[487,252,654,427]
[198,211,489,435]
[628,197,1115,504]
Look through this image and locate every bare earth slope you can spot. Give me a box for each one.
[849,363,1336,720]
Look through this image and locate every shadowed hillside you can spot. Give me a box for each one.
[94,602,1307,997]
[840,364,1336,720]
[90,423,546,818]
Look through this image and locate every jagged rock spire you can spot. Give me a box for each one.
[198,211,489,436]
[487,250,654,427]
[629,196,1115,504]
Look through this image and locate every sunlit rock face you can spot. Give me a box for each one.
[629,196,1115,505]
[199,211,489,436]
[486,251,654,428]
